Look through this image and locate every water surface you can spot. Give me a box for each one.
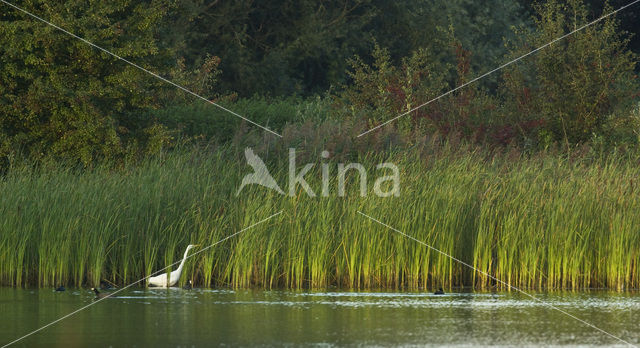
[1,288,639,347]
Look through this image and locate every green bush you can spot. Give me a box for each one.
[0,0,178,168]
[501,0,638,145]
[153,96,331,142]
[338,42,451,132]
[338,40,502,142]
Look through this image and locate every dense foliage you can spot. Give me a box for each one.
[170,0,527,96]
[0,1,178,167]
[2,141,640,290]
[0,0,638,169]
[502,0,638,146]
[2,1,640,289]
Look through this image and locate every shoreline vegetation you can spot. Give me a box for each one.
[1,141,639,290]
[1,1,640,291]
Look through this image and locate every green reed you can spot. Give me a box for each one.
[1,146,639,290]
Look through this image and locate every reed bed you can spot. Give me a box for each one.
[1,146,639,290]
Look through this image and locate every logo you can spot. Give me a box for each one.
[237,148,285,195]
[237,148,400,197]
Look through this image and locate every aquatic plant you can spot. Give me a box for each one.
[1,145,639,290]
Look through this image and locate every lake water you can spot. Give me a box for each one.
[1,288,639,347]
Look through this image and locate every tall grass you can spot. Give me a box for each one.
[1,144,639,290]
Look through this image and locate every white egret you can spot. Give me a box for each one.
[148,244,198,287]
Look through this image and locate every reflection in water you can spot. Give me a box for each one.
[1,288,638,347]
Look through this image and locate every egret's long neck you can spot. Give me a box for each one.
[176,248,191,274]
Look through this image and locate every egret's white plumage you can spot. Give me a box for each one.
[148,244,197,287]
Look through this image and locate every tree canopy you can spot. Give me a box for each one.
[0,0,638,168]
[0,0,177,165]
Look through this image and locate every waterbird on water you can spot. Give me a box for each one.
[183,280,193,290]
[55,286,65,292]
[91,288,112,299]
[434,288,445,295]
[148,244,198,287]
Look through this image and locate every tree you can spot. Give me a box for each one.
[367,0,528,85]
[170,0,528,97]
[502,0,638,145]
[0,0,176,167]
[170,0,376,97]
